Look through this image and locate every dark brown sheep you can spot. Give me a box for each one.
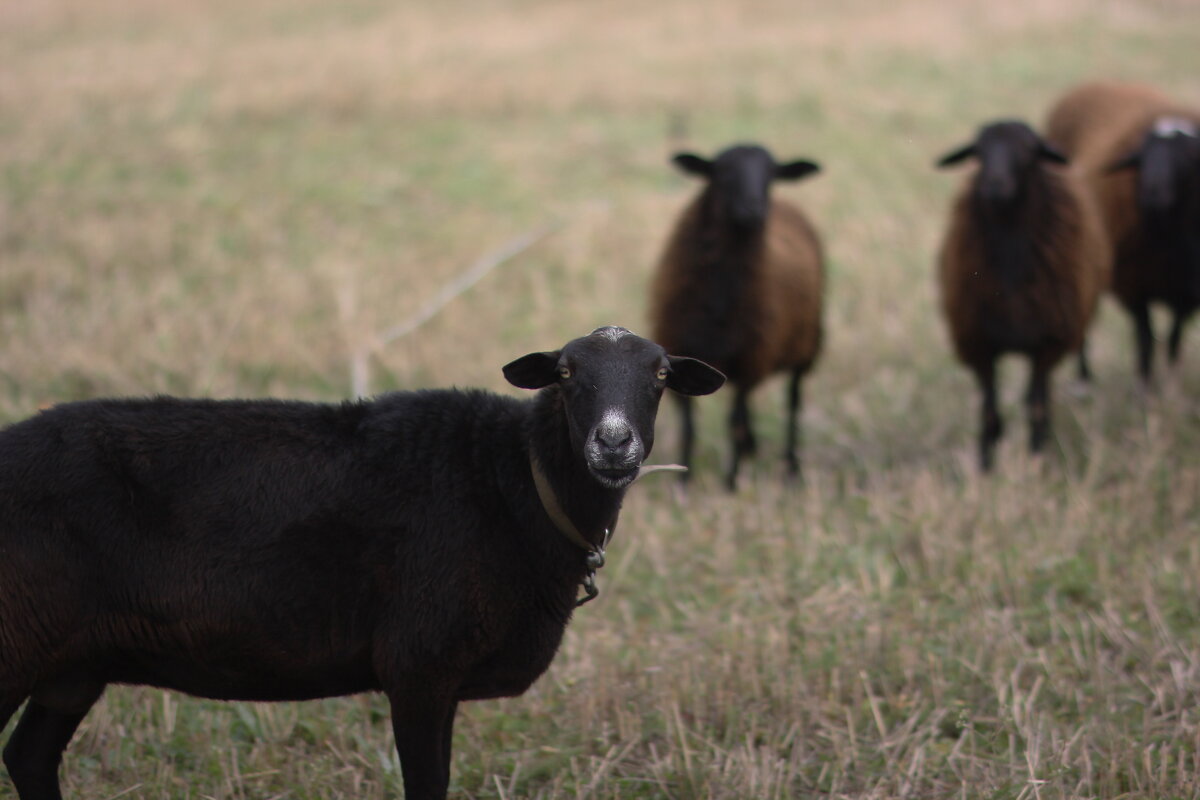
[648,144,824,490]
[0,327,724,800]
[936,120,1110,471]
[1045,81,1200,383]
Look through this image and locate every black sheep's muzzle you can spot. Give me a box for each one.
[584,411,645,489]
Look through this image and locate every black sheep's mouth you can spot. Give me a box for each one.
[589,464,640,489]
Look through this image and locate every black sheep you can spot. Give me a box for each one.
[1046,81,1200,383]
[936,120,1110,471]
[0,326,724,800]
[648,144,825,490]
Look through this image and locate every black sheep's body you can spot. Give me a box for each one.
[939,173,1105,367]
[0,326,727,799]
[648,144,824,488]
[934,120,1109,471]
[0,391,578,706]
[1046,81,1200,382]
[654,198,823,387]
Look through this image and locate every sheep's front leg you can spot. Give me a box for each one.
[783,366,805,481]
[388,687,458,800]
[974,359,1003,472]
[726,386,756,491]
[1026,359,1052,455]
[674,392,696,483]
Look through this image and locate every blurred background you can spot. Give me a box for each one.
[2,1,1199,798]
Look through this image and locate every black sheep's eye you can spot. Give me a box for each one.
[656,367,669,381]
[558,366,572,380]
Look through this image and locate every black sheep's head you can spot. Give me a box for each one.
[1109,116,1200,232]
[936,120,1068,207]
[503,327,725,489]
[673,144,820,229]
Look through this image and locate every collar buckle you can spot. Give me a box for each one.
[576,527,612,607]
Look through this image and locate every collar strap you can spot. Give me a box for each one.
[527,455,686,606]
[529,453,612,606]
[529,453,601,551]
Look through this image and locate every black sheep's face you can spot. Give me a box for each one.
[503,327,725,489]
[937,120,1068,208]
[673,145,821,230]
[1107,120,1200,293]
[712,146,777,228]
[1133,130,1200,229]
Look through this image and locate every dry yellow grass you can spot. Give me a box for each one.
[2,0,1200,797]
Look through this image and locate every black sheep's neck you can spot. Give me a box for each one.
[1149,184,1200,304]
[688,190,767,337]
[974,170,1052,288]
[524,389,624,551]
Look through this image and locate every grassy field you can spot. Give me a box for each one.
[3,0,1200,797]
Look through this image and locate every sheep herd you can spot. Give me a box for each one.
[0,79,1197,800]
[652,80,1199,478]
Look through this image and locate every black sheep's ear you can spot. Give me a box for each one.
[935,142,977,168]
[665,355,726,396]
[672,153,713,177]
[1107,147,1142,173]
[502,351,561,390]
[776,160,821,181]
[1037,141,1070,165]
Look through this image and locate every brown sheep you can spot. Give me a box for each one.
[936,120,1110,471]
[648,143,824,490]
[1046,81,1200,384]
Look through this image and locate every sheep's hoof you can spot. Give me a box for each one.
[1064,378,1093,401]
[784,458,803,485]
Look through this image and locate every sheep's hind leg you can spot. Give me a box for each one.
[3,693,101,800]
[975,359,1003,472]
[674,393,696,483]
[726,386,756,491]
[0,697,21,733]
[783,366,806,482]
[1076,341,1092,382]
[1133,303,1155,385]
[1026,359,1052,456]
[1167,309,1191,367]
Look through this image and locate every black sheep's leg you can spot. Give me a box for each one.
[674,392,695,483]
[389,687,458,800]
[3,696,100,800]
[1076,340,1093,382]
[0,697,21,733]
[1167,309,1190,367]
[726,386,755,491]
[439,702,458,790]
[783,366,805,481]
[1027,358,1052,456]
[1133,302,1155,385]
[975,358,1003,472]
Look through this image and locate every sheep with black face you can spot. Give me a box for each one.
[0,326,723,800]
[1046,81,1200,383]
[936,120,1110,471]
[648,143,825,490]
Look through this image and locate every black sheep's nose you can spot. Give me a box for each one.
[595,424,633,451]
